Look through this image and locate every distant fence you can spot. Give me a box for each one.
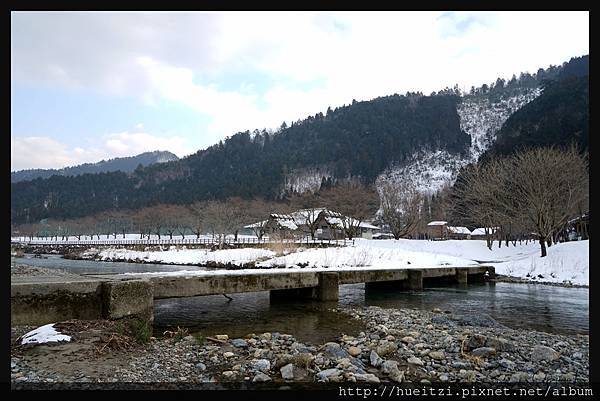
[11,237,354,247]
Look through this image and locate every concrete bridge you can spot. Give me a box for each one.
[11,266,494,326]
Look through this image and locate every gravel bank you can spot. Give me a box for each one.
[11,263,80,278]
[11,305,589,388]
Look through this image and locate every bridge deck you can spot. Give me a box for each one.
[13,266,492,299]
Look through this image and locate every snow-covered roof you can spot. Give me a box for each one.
[245,208,379,232]
[359,222,381,230]
[447,226,471,235]
[244,220,268,229]
[427,221,448,226]
[471,227,498,235]
[276,219,298,230]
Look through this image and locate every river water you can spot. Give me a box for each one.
[13,255,589,343]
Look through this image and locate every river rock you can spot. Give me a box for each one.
[317,368,343,381]
[274,354,293,369]
[531,345,560,362]
[466,334,487,349]
[471,347,496,358]
[407,356,424,366]
[381,360,398,374]
[292,352,314,368]
[370,351,384,367]
[195,363,206,371]
[509,372,529,382]
[499,359,516,370]
[324,342,350,360]
[376,341,398,356]
[231,339,248,348]
[253,372,272,382]
[486,337,515,352]
[252,359,271,372]
[222,371,235,378]
[354,373,380,383]
[429,351,445,360]
[401,336,415,344]
[223,352,235,358]
[348,346,362,357]
[215,334,229,341]
[280,363,294,380]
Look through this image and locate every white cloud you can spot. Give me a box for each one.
[11,11,589,153]
[11,129,191,171]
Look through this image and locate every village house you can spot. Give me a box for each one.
[426,221,448,240]
[426,222,473,240]
[244,208,380,240]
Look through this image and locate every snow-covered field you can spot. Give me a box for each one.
[110,239,587,286]
[99,247,276,266]
[491,241,588,286]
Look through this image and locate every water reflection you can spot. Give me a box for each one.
[13,255,589,341]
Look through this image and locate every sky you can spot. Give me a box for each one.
[11,11,589,171]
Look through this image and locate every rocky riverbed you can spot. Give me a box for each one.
[11,305,589,388]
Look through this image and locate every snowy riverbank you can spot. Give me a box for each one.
[36,239,588,287]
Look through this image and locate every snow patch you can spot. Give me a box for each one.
[20,323,71,345]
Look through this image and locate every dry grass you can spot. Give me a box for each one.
[266,241,300,257]
[460,336,484,369]
[162,326,189,341]
[94,332,135,354]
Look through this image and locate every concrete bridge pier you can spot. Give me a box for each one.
[270,272,339,302]
[316,272,339,301]
[486,266,496,281]
[405,269,423,290]
[455,268,469,285]
[364,269,423,293]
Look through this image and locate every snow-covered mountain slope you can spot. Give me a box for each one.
[282,166,334,194]
[376,88,542,195]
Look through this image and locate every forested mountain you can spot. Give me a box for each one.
[11,150,178,183]
[10,55,588,225]
[484,71,588,157]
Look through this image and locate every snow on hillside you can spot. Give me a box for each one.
[377,88,542,195]
[376,149,464,195]
[459,88,542,162]
[282,166,334,194]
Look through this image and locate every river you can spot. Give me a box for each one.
[12,255,589,343]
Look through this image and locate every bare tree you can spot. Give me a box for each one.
[449,161,509,250]
[321,181,379,239]
[505,146,588,257]
[202,201,241,247]
[450,146,589,257]
[188,202,206,239]
[377,178,424,240]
